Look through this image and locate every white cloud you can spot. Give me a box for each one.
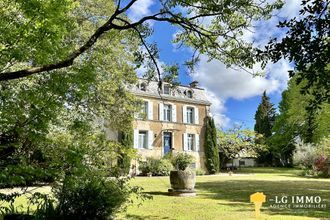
[127,0,154,22]
[266,58,291,91]
[279,0,302,18]
[192,56,292,127]
[194,56,281,100]
[189,1,301,127]
[206,90,230,128]
[252,0,302,46]
[132,0,300,127]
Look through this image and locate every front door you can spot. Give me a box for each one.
[163,132,172,155]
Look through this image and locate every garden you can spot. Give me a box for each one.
[119,168,330,220]
[1,168,329,220]
[1,0,329,219]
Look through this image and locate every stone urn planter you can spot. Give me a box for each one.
[168,153,196,196]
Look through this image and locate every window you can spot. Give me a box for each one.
[187,90,193,98]
[138,131,148,149]
[187,134,195,151]
[163,84,170,95]
[140,83,146,91]
[239,160,245,166]
[138,101,148,119]
[163,104,172,121]
[186,107,194,124]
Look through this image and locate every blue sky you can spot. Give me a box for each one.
[127,0,302,129]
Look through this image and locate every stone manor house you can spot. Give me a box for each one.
[128,79,211,171]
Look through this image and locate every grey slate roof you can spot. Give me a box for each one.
[128,79,211,105]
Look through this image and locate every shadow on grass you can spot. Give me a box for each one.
[196,178,330,219]
[126,214,174,220]
[144,191,169,196]
[235,167,302,175]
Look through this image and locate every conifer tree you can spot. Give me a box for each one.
[254,91,276,138]
[118,129,134,175]
[204,117,220,174]
[254,91,276,164]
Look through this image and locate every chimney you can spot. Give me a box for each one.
[189,81,199,88]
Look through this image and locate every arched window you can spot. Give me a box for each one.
[187,90,193,98]
[140,83,146,91]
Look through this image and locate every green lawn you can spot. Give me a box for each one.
[118,168,330,220]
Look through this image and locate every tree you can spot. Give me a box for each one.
[118,128,135,175]
[254,91,276,138]
[0,0,140,187]
[218,125,264,168]
[269,75,330,166]
[0,0,283,82]
[254,91,276,165]
[204,117,219,174]
[0,1,149,216]
[262,0,330,109]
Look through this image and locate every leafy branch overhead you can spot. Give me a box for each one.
[0,0,283,81]
[260,0,330,108]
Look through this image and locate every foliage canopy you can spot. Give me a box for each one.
[0,0,283,81]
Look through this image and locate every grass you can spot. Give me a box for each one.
[1,168,329,219]
[118,168,330,220]
[0,186,52,215]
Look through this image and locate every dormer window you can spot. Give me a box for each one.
[140,83,147,91]
[187,90,193,98]
[163,84,171,95]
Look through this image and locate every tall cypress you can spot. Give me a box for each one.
[118,128,134,175]
[254,91,276,137]
[204,117,220,174]
[254,91,276,164]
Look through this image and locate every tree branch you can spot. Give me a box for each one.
[0,8,123,81]
[0,0,257,81]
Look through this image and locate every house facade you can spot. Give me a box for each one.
[128,79,211,171]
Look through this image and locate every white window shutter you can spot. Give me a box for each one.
[148,130,153,149]
[195,134,200,152]
[194,107,199,124]
[159,103,164,121]
[172,104,177,122]
[182,105,187,123]
[183,133,188,151]
[148,101,153,120]
[133,129,139,149]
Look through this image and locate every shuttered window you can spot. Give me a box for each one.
[163,104,172,121]
[187,107,194,124]
[187,134,195,151]
[183,133,200,152]
[138,131,147,149]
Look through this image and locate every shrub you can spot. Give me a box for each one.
[172,153,195,171]
[139,158,173,176]
[139,159,152,175]
[195,169,206,176]
[30,192,57,220]
[294,139,330,178]
[163,151,173,160]
[293,140,318,169]
[154,159,173,176]
[317,137,330,157]
[314,156,329,178]
[54,174,138,219]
